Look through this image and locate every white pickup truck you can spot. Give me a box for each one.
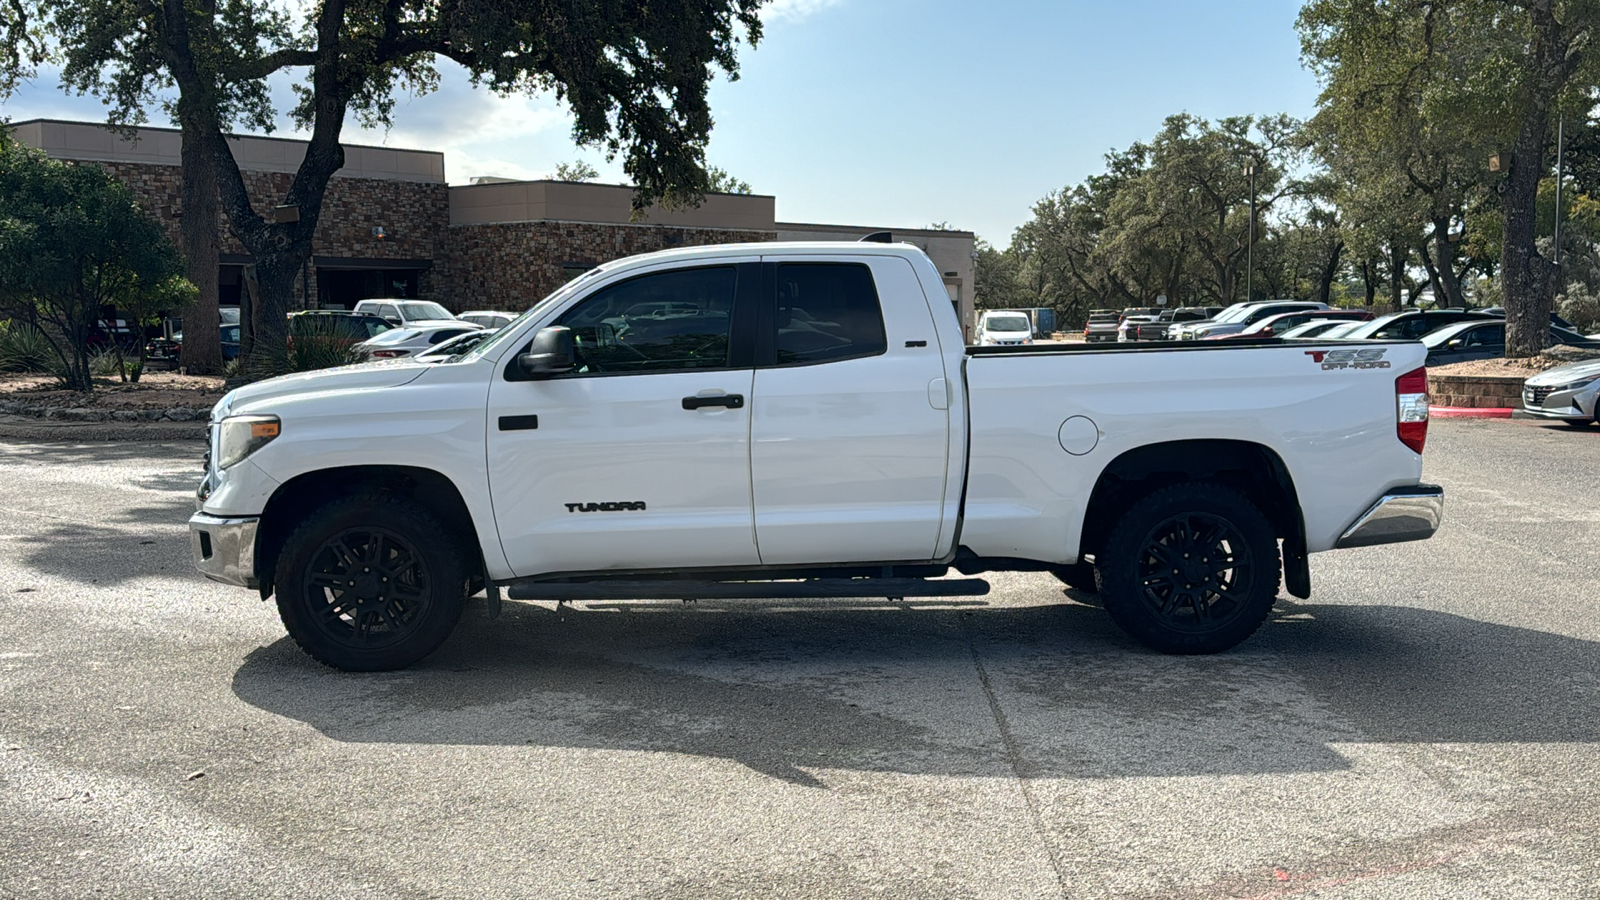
[190,242,1444,671]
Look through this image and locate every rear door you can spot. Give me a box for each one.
[748,256,951,565]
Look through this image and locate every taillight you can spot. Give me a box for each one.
[370,349,407,358]
[1396,367,1429,453]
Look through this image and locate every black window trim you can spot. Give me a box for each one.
[755,260,890,370]
[503,262,759,382]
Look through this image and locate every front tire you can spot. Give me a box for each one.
[274,494,468,671]
[1097,484,1279,654]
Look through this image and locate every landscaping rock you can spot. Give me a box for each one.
[137,409,165,421]
[164,407,198,421]
[111,410,141,422]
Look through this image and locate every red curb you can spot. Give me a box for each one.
[1430,406,1514,418]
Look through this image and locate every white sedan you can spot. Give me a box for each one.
[354,322,484,359]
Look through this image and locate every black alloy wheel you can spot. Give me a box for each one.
[1132,513,1255,632]
[1098,484,1279,654]
[275,494,468,671]
[301,526,431,650]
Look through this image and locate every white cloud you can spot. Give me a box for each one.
[762,0,848,24]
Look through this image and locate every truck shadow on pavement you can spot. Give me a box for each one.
[230,597,1600,785]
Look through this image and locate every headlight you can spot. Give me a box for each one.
[217,415,280,469]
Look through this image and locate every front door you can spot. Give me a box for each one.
[487,263,761,577]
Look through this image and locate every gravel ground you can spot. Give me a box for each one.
[1,419,1598,899]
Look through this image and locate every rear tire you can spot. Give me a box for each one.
[274,494,468,671]
[1097,484,1279,655]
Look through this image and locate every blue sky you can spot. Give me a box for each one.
[1,0,1321,245]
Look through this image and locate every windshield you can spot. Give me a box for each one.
[397,301,453,321]
[457,269,609,363]
[986,315,1031,332]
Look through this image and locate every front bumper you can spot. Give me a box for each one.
[1335,484,1444,549]
[189,512,260,589]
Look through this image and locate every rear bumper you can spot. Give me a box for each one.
[189,512,260,589]
[1335,484,1444,549]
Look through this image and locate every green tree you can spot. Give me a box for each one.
[551,161,600,182]
[3,0,767,373]
[0,133,192,390]
[1300,0,1600,355]
[707,166,752,194]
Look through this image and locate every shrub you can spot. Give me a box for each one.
[0,322,57,373]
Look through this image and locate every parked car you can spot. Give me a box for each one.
[1478,307,1576,330]
[976,310,1034,346]
[1522,357,1600,425]
[1421,320,1600,367]
[191,241,1444,672]
[458,310,521,330]
[413,328,498,361]
[1340,309,1499,342]
[1209,309,1373,340]
[1184,301,1329,340]
[353,322,484,359]
[1278,319,1367,340]
[1083,309,1121,343]
[1116,307,1163,342]
[351,299,460,328]
[146,323,242,368]
[1166,302,1260,340]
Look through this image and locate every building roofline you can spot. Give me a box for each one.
[777,221,976,239]
[453,178,774,201]
[4,117,445,159]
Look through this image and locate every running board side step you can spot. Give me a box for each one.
[504,578,991,602]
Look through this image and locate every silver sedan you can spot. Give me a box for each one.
[353,322,484,359]
[1522,357,1600,425]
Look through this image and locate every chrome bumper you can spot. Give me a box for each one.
[1335,484,1444,549]
[189,512,260,589]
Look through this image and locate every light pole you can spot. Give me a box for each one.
[1243,162,1259,303]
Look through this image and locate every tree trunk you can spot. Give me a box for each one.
[1317,241,1344,307]
[1430,219,1464,309]
[1501,0,1575,357]
[178,114,223,374]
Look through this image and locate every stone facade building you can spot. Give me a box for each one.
[9,119,976,335]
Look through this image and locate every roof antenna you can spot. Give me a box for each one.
[859,231,893,244]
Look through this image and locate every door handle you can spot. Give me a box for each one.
[682,394,744,410]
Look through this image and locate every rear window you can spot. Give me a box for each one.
[774,264,887,365]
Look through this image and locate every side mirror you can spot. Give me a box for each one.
[517,326,576,379]
[1446,339,1463,348]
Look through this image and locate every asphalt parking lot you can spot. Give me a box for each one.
[2,418,1598,899]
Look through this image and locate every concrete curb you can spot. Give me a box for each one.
[0,415,206,442]
[1430,406,1513,419]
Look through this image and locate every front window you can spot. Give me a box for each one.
[556,266,738,374]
